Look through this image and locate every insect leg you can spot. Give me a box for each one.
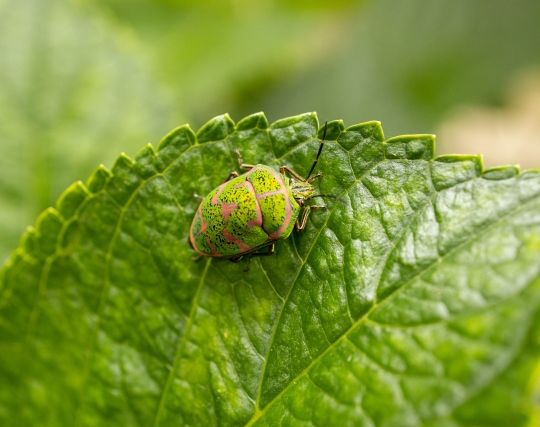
[252,242,276,256]
[229,243,276,267]
[241,244,276,272]
[295,205,326,231]
[307,172,323,183]
[222,171,240,183]
[234,149,255,171]
[295,206,311,231]
[246,242,276,257]
[279,166,305,181]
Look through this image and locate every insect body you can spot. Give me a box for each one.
[189,126,327,260]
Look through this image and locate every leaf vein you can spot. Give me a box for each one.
[246,181,540,426]
[152,257,212,426]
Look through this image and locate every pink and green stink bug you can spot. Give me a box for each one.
[189,124,328,260]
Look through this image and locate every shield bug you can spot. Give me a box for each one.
[189,123,329,260]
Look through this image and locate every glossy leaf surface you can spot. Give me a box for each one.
[1,113,540,426]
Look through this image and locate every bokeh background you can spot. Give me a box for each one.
[1,0,540,263]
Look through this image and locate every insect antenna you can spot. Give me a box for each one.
[305,121,328,180]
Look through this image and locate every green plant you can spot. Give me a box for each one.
[1,112,539,426]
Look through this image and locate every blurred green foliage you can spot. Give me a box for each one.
[1,0,540,262]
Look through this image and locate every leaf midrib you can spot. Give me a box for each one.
[251,152,388,410]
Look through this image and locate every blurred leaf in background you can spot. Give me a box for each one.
[249,0,540,136]
[0,0,175,262]
[1,0,540,262]
[438,72,540,169]
[92,0,354,125]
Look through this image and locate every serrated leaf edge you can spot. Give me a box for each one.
[1,112,538,425]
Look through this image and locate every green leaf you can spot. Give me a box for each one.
[2,112,540,426]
